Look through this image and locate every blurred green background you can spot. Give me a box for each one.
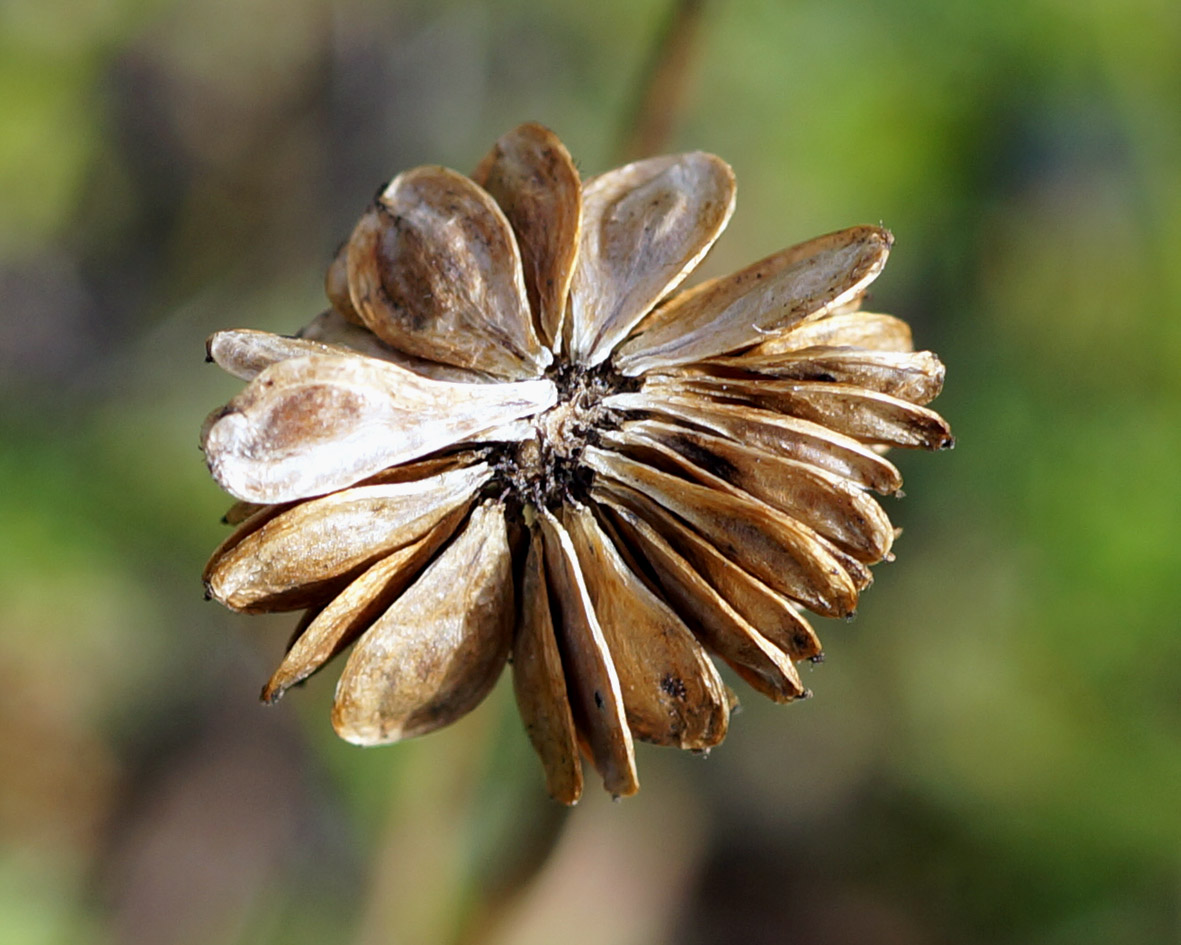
[2,0,1179,942]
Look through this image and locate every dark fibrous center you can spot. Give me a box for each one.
[490,359,637,515]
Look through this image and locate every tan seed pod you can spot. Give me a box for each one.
[607,418,895,562]
[220,450,483,536]
[655,375,955,449]
[756,310,915,354]
[584,446,859,618]
[331,501,515,744]
[346,166,551,379]
[262,504,468,702]
[597,497,806,702]
[591,476,821,663]
[201,353,554,503]
[204,464,489,612]
[614,226,893,375]
[206,329,360,381]
[562,502,729,750]
[604,389,904,494]
[198,122,951,800]
[512,525,583,805]
[700,346,946,406]
[539,509,638,798]
[473,122,582,353]
[605,425,878,594]
[569,152,735,366]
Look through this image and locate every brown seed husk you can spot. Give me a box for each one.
[614,226,893,375]
[204,464,489,612]
[568,152,736,366]
[602,433,875,593]
[590,478,821,662]
[651,375,955,449]
[597,497,806,702]
[261,504,468,703]
[604,390,903,494]
[206,329,359,381]
[204,500,298,588]
[223,451,481,533]
[562,502,729,749]
[539,509,639,798]
[472,122,582,353]
[699,346,946,406]
[754,310,914,354]
[605,451,869,596]
[607,419,894,562]
[201,353,554,503]
[346,165,550,379]
[584,446,859,618]
[297,309,489,382]
[331,501,515,744]
[512,525,583,805]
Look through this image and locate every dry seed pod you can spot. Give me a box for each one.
[604,390,905,494]
[204,464,489,612]
[592,476,820,664]
[346,166,551,379]
[700,346,945,406]
[584,446,859,618]
[512,526,583,805]
[262,505,468,702]
[206,329,357,381]
[473,122,582,352]
[606,419,895,562]
[598,497,806,702]
[562,502,729,750]
[539,509,638,798]
[756,310,915,354]
[614,226,893,375]
[199,122,951,800]
[568,152,735,365]
[650,374,955,449]
[331,501,515,744]
[201,354,554,503]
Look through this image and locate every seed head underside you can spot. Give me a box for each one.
[199,122,952,804]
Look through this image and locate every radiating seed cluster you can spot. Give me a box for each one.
[200,123,952,803]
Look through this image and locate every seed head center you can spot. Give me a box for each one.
[500,362,618,510]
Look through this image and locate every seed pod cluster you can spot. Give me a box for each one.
[201,123,952,803]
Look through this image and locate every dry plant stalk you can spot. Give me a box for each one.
[201,123,952,803]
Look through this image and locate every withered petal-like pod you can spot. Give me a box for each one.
[539,509,638,798]
[203,355,553,503]
[614,225,892,374]
[200,123,952,803]
[570,152,735,366]
[472,122,582,353]
[346,166,550,379]
[512,526,583,805]
[331,501,516,744]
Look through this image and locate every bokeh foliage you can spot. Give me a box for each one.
[1,1,1178,943]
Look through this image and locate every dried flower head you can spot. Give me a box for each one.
[201,123,952,803]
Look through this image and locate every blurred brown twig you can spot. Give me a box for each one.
[615,0,709,162]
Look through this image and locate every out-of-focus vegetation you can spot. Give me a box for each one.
[2,0,1178,943]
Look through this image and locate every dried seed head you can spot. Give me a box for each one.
[200,123,951,804]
